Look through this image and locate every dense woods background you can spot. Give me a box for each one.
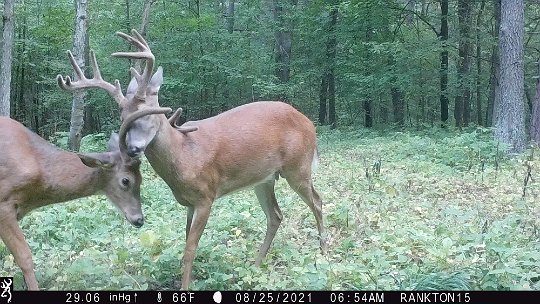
[0,0,538,153]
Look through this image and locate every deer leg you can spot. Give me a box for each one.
[254,180,282,266]
[181,203,212,290]
[0,205,39,290]
[284,173,328,255]
[308,184,328,254]
[185,206,194,241]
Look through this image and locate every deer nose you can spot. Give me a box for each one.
[127,146,142,157]
[133,216,144,228]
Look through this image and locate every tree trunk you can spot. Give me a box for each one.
[476,0,485,126]
[68,0,89,151]
[531,59,540,145]
[133,0,155,73]
[486,0,501,127]
[439,0,449,125]
[225,0,235,33]
[392,87,404,126]
[83,104,100,134]
[419,96,426,124]
[0,0,16,117]
[124,0,133,75]
[454,0,472,128]
[380,104,388,124]
[328,74,336,128]
[494,0,526,153]
[327,5,337,128]
[14,2,27,125]
[270,0,301,103]
[271,0,292,88]
[139,0,153,37]
[364,99,373,128]
[14,18,24,121]
[319,77,327,124]
[275,33,292,85]
[318,2,337,128]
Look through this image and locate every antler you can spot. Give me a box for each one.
[118,107,172,155]
[57,50,126,107]
[168,107,184,127]
[168,107,199,134]
[112,29,155,101]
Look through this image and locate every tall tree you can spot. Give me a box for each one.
[133,0,155,73]
[319,1,337,128]
[68,0,89,151]
[475,0,486,126]
[0,0,15,117]
[13,1,26,122]
[494,0,526,153]
[531,59,540,145]
[391,87,404,126]
[362,19,374,128]
[271,0,295,101]
[140,0,154,37]
[439,0,449,125]
[486,0,501,127]
[225,0,235,34]
[454,0,472,128]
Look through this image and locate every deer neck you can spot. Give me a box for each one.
[143,116,206,194]
[36,149,104,205]
[144,116,183,178]
[14,147,104,219]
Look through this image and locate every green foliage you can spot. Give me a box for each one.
[7,0,540,139]
[2,129,539,290]
[408,272,472,291]
[49,131,69,150]
[50,132,109,152]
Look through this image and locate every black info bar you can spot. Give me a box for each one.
[2,291,540,304]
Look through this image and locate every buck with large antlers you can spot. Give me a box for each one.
[58,30,327,289]
[0,105,169,290]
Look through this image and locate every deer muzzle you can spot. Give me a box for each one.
[126,213,145,228]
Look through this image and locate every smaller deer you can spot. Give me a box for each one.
[0,107,169,290]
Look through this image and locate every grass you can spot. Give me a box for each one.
[1,127,540,290]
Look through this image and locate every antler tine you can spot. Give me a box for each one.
[167,107,199,134]
[132,29,150,48]
[68,50,85,80]
[113,31,151,56]
[57,49,126,107]
[175,125,199,134]
[89,50,105,80]
[112,29,155,101]
[168,108,184,126]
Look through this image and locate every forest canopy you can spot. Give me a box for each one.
[0,0,538,153]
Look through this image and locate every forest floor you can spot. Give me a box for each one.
[1,127,540,290]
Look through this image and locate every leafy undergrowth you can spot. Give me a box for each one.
[1,127,540,290]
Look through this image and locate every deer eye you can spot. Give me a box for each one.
[121,178,130,187]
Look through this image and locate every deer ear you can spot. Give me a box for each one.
[126,77,138,97]
[107,133,120,152]
[148,66,163,94]
[77,153,115,169]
